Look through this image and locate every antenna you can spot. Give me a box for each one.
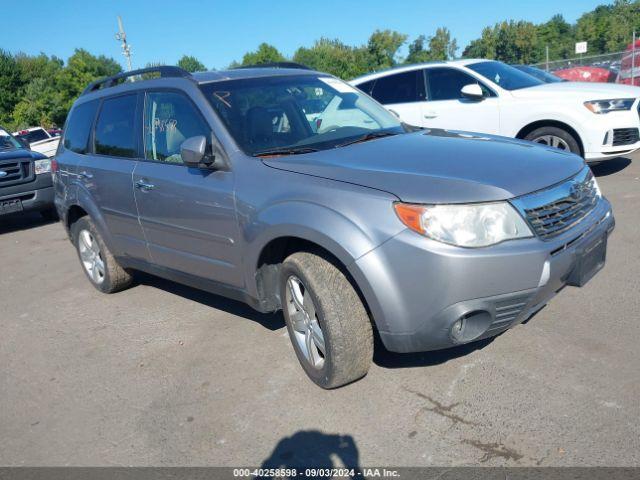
[115,15,133,72]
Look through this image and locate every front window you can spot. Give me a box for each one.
[0,128,23,151]
[200,74,404,155]
[467,61,544,90]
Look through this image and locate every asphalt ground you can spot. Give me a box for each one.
[0,156,638,467]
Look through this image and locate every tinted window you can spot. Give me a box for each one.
[144,91,210,164]
[356,79,376,95]
[426,68,491,101]
[63,100,99,154]
[467,61,543,90]
[371,70,425,104]
[18,129,49,143]
[94,95,137,158]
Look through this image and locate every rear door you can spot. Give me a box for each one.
[365,69,427,126]
[76,93,149,260]
[132,90,242,287]
[422,67,500,133]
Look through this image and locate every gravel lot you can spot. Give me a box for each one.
[1,156,638,468]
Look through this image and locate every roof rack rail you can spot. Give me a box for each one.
[81,66,192,96]
[234,62,311,70]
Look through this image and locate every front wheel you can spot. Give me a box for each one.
[280,252,373,389]
[525,126,581,155]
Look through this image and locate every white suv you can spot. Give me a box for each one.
[351,59,640,163]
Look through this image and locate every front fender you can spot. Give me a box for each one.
[241,199,404,301]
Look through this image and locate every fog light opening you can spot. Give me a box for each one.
[450,310,493,343]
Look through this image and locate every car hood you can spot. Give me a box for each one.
[262,130,585,204]
[0,148,46,161]
[510,81,640,100]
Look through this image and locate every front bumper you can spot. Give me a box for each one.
[582,107,640,161]
[353,197,614,353]
[0,173,54,215]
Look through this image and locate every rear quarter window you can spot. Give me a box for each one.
[63,100,99,154]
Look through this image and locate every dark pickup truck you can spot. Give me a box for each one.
[0,126,56,219]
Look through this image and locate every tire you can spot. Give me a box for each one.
[280,251,373,389]
[524,126,581,155]
[71,216,133,294]
[40,208,58,222]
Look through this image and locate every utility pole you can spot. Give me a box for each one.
[632,30,636,86]
[545,45,549,72]
[115,15,133,72]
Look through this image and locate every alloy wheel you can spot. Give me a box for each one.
[532,134,570,151]
[78,229,105,284]
[285,275,326,369]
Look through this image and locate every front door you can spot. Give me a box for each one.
[422,67,501,134]
[132,90,242,287]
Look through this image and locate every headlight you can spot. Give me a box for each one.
[34,158,51,175]
[584,98,635,114]
[394,201,533,247]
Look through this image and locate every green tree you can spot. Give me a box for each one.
[240,43,286,66]
[366,30,407,70]
[428,27,458,60]
[463,21,541,64]
[536,14,575,61]
[0,50,22,127]
[57,49,122,111]
[177,55,206,72]
[293,38,370,79]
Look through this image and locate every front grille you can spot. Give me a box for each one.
[612,128,639,146]
[0,159,32,186]
[513,168,599,240]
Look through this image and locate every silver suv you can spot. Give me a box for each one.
[54,65,615,388]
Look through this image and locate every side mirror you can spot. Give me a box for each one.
[181,135,206,167]
[461,83,484,101]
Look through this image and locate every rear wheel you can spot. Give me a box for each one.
[280,252,373,389]
[71,216,133,293]
[525,126,581,155]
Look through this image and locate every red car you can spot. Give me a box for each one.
[554,66,616,83]
[617,40,640,85]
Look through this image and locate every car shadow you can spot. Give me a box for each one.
[590,156,631,177]
[260,430,362,474]
[373,336,496,369]
[134,272,285,331]
[0,211,58,235]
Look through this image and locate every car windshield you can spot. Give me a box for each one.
[467,61,545,90]
[200,74,405,155]
[513,65,564,83]
[0,128,23,151]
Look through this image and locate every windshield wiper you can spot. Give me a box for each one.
[253,147,319,157]
[334,131,398,148]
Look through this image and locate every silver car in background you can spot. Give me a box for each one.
[53,65,614,388]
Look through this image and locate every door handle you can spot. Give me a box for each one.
[135,179,155,191]
[424,112,438,119]
[78,171,93,179]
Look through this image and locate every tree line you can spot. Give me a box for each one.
[1,0,638,131]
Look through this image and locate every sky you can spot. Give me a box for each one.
[1,0,607,70]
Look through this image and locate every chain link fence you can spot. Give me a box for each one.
[531,45,640,85]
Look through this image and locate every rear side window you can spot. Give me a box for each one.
[94,95,138,158]
[63,101,99,154]
[426,68,492,101]
[370,70,425,105]
[356,79,376,96]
